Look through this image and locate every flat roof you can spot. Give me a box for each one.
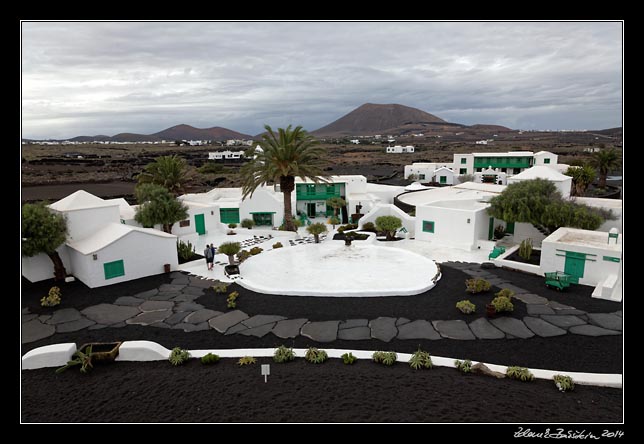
[427,199,489,211]
[397,182,505,207]
[471,151,534,157]
[544,227,622,251]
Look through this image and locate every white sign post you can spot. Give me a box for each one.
[261,364,270,383]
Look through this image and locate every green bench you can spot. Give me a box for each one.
[488,246,506,260]
[544,271,572,291]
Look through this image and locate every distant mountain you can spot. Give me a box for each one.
[312,103,449,136]
[467,124,513,132]
[62,124,252,143]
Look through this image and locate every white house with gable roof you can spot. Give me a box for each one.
[22,190,178,287]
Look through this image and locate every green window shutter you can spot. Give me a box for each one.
[419,174,425,180]
[104,259,125,280]
[423,220,435,233]
[459,168,467,174]
[219,208,240,224]
[439,176,447,184]
[544,158,551,164]
[460,158,467,164]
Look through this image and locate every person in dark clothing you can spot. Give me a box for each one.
[204,244,214,270]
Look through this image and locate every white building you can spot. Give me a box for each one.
[540,227,622,301]
[349,139,360,144]
[22,190,178,287]
[208,150,246,161]
[403,162,454,184]
[386,145,414,153]
[475,140,488,145]
[507,165,573,199]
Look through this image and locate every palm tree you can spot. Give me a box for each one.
[218,242,241,265]
[306,222,327,243]
[326,197,346,219]
[240,125,327,231]
[565,165,596,197]
[590,148,620,189]
[137,155,191,196]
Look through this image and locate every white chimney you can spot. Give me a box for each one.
[608,228,619,245]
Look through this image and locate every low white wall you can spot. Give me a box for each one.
[21,244,72,283]
[358,204,415,237]
[70,231,179,288]
[512,222,546,247]
[493,246,544,275]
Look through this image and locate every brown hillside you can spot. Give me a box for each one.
[151,124,251,141]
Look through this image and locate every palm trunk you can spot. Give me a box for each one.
[228,255,235,265]
[314,234,320,243]
[386,231,394,241]
[599,173,607,189]
[163,223,174,234]
[280,175,296,232]
[47,251,67,281]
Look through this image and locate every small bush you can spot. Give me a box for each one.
[169,347,191,366]
[491,296,514,313]
[519,238,533,260]
[454,359,472,373]
[372,351,397,366]
[329,216,340,226]
[241,218,255,229]
[495,288,515,299]
[237,250,251,262]
[228,223,237,229]
[227,291,239,309]
[55,344,93,374]
[212,280,228,293]
[176,239,194,261]
[249,246,263,255]
[237,356,257,366]
[272,242,283,249]
[304,347,328,364]
[201,353,220,365]
[465,278,491,294]
[409,349,433,370]
[273,345,296,363]
[456,300,476,314]
[341,352,357,365]
[41,286,62,307]
[361,222,376,232]
[506,366,534,382]
[553,374,575,392]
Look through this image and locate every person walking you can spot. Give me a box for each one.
[204,244,214,270]
[210,244,217,265]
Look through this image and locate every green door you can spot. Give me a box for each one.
[564,251,586,284]
[307,203,316,218]
[194,214,206,235]
[104,259,125,280]
[439,175,447,184]
[488,217,495,240]
[505,222,515,234]
[252,213,273,226]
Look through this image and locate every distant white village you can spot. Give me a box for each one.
[22,148,622,303]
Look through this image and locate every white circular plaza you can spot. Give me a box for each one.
[238,242,440,297]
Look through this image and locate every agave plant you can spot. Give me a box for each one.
[55,345,94,374]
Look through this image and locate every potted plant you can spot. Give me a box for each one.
[485,303,496,318]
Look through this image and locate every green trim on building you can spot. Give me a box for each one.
[104,259,125,280]
[439,176,447,184]
[296,183,343,201]
[423,220,435,233]
[544,158,551,164]
[249,211,276,214]
[460,158,467,164]
[252,212,274,226]
[505,221,515,234]
[473,156,532,169]
[603,256,621,263]
[194,213,206,235]
[219,208,240,224]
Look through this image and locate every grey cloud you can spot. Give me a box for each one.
[21,21,622,139]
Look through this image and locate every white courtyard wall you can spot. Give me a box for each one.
[21,245,72,283]
[358,204,415,237]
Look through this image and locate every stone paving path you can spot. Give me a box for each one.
[22,264,623,344]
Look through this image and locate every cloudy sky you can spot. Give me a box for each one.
[21,21,622,139]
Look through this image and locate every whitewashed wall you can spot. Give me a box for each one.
[415,205,486,250]
[359,204,415,237]
[58,206,120,242]
[68,231,178,288]
[241,188,287,227]
[21,245,72,283]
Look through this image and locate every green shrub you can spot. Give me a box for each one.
[176,239,194,261]
[241,218,255,229]
[454,359,472,373]
[495,288,515,299]
[519,238,533,260]
[465,278,491,294]
[329,216,340,226]
[272,242,283,249]
[201,353,220,365]
[456,300,476,314]
[304,347,328,364]
[553,374,575,392]
[249,246,263,255]
[228,223,237,229]
[212,280,228,293]
[361,222,376,232]
[506,366,534,381]
[55,344,94,374]
[273,345,296,363]
[409,349,433,370]
[169,347,191,366]
[237,356,256,366]
[341,352,357,365]
[491,296,514,313]
[237,250,251,263]
[41,286,62,307]
[372,351,397,366]
[227,291,239,309]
